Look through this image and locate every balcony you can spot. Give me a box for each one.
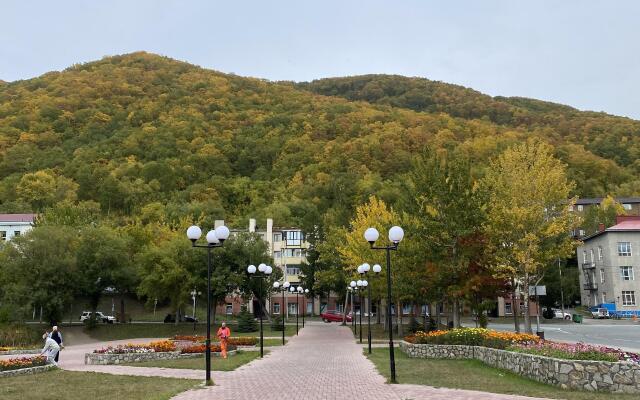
[583,282,598,291]
[581,263,594,270]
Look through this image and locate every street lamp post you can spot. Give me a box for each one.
[187,224,230,385]
[190,289,201,332]
[247,263,273,358]
[296,286,304,333]
[273,281,290,345]
[357,280,364,343]
[289,286,298,334]
[358,263,376,354]
[364,226,404,384]
[303,288,309,327]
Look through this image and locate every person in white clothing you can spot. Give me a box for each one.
[41,331,60,365]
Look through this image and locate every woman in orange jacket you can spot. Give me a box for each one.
[216,322,231,359]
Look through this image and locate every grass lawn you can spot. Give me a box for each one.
[350,322,414,341]
[0,370,197,400]
[125,350,263,371]
[81,323,297,341]
[366,349,637,400]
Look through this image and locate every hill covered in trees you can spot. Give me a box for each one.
[0,52,638,230]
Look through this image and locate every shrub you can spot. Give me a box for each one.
[0,324,42,348]
[407,314,420,334]
[227,337,258,346]
[271,315,284,331]
[0,355,47,372]
[236,306,257,333]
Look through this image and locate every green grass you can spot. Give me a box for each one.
[0,370,197,400]
[81,323,297,341]
[366,349,637,400]
[125,350,263,371]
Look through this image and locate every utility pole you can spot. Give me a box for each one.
[558,258,566,317]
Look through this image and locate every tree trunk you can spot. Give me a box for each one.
[436,301,441,330]
[341,291,350,325]
[452,298,461,328]
[396,300,403,337]
[376,300,381,325]
[512,282,520,333]
[523,273,533,334]
[120,299,125,324]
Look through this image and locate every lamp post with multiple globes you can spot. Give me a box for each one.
[247,263,272,358]
[273,281,290,345]
[186,224,230,385]
[364,226,404,384]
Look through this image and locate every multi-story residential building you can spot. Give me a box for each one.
[577,216,640,313]
[570,197,640,238]
[0,214,36,242]
[214,218,341,317]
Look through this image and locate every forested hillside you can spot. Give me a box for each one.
[0,52,638,230]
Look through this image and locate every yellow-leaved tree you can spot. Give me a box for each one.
[482,139,580,333]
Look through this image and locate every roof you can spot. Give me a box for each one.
[0,213,36,223]
[582,219,640,242]
[576,197,640,205]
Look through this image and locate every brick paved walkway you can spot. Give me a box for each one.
[171,322,549,400]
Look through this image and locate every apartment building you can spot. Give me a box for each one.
[570,197,640,238]
[0,214,36,242]
[577,216,640,312]
[214,218,340,317]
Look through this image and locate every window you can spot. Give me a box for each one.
[618,242,632,257]
[583,251,587,263]
[288,303,298,315]
[602,293,607,304]
[590,249,595,262]
[225,303,233,314]
[623,204,633,211]
[336,303,343,313]
[283,249,304,258]
[622,291,636,306]
[286,266,301,275]
[579,229,585,237]
[402,304,412,315]
[306,302,313,314]
[598,246,603,260]
[273,303,281,314]
[272,233,282,242]
[0,231,6,241]
[421,304,430,316]
[568,205,574,212]
[285,231,303,246]
[620,266,634,281]
[519,302,526,311]
[600,269,605,283]
[577,205,584,211]
[13,231,20,237]
[505,303,512,315]
[273,251,281,260]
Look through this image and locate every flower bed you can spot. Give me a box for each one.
[180,344,238,354]
[170,335,258,346]
[93,340,176,354]
[0,356,47,372]
[172,335,206,342]
[509,341,640,364]
[405,328,540,349]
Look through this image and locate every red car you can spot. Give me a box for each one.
[320,310,352,323]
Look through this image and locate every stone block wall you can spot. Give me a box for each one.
[0,364,56,378]
[84,350,236,365]
[400,342,640,394]
[0,349,40,356]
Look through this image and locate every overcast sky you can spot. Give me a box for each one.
[2,1,639,119]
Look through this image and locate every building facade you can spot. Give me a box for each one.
[577,216,640,311]
[571,197,640,238]
[0,214,36,242]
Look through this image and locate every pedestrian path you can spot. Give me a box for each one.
[170,322,549,400]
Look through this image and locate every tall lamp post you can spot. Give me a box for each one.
[289,286,298,334]
[364,226,404,384]
[247,263,273,358]
[296,286,304,333]
[273,281,290,345]
[356,280,365,343]
[358,263,379,354]
[349,281,357,332]
[303,288,309,327]
[187,224,230,385]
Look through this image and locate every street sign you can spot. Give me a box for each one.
[529,285,546,296]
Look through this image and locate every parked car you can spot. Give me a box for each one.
[590,307,610,319]
[320,310,352,323]
[80,311,116,323]
[553,309,572,320]
[184,315,198,323]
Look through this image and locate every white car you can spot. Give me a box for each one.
[553,310,571,320]
[80,311,116,323]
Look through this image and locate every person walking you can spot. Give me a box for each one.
[49,326,64,362]
[216,321,231,359]
[40,331,60,365]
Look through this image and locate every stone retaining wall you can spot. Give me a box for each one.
[0,364,56,378]
[400,342,640,394]
[84,350,237,365]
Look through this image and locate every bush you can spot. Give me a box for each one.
[407,314,420,334]
[0,324,42,348]
[271,315,284,331]
[542,307,555,320]
[478,313,488,328]
[236,306,257,333]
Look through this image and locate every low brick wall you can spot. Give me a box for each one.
[0,364,56,378]
[400,342,640,394]
[85,350,237,365]
[0,349,40,356]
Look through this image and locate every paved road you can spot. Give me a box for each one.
[171,322,547,400]
[466,320,640,352]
